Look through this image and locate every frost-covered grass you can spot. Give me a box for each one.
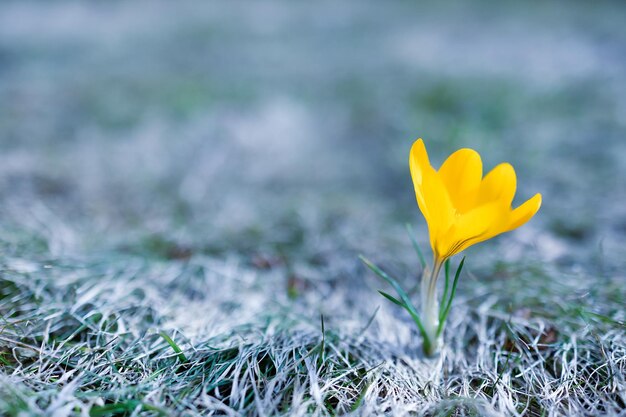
[1,1,626,416]
[0,244,624,416]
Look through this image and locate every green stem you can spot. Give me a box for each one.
[421,256,444,356]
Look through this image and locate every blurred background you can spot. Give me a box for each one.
[1,1,624,274]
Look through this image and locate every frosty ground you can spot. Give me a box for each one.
[0,1,625,416]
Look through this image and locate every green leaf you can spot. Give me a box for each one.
[357,306,380,337]
[437,256,465,337]
[440,259,451,322]
[90,401,141,417]
[90,401,167,417]
[360,255,429,344]
[351,378,374,412]
[318,314,326,368]
[159,331,188,363]
[378,290,405,308]
[405,224,427,268]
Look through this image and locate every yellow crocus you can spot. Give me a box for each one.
[362,138,542,356]
[409,138,541,355]
[410,138,541,263]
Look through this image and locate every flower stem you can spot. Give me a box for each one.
[421,256,444,356]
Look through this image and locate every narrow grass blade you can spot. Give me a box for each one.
[350,378,374,412]
[318,314,326,368]
[357,306,380,337]
[440,259,450,322]
[90,400,167,417]
[90,401,142,417]
[578,309,626,328]
[159,331,188,363]
[378,290,405,308]
[437,256,465,337]
[360,255,429,344]
[405,223,427,268]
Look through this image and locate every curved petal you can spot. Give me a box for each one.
[444,193,541,258]
[507,193,542,231]
[410,139,454,252]
[437,200,507,258]
[477,163,517,206]
[423,168,455,252]
[409,139,432,223]
[437,148,483,213]
[409,139,430,186]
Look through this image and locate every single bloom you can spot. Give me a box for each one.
[409,138,542,261]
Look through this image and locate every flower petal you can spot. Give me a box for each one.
[410,139,454,253]
[409,139,431,224]
[443,193,541,258]
[437,148,483,213]
[409,139,431,187]
[508,193,542,230]
[437,200,507,258]
[477,163,517,206]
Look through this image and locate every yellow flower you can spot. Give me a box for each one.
[410,138,542,262]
